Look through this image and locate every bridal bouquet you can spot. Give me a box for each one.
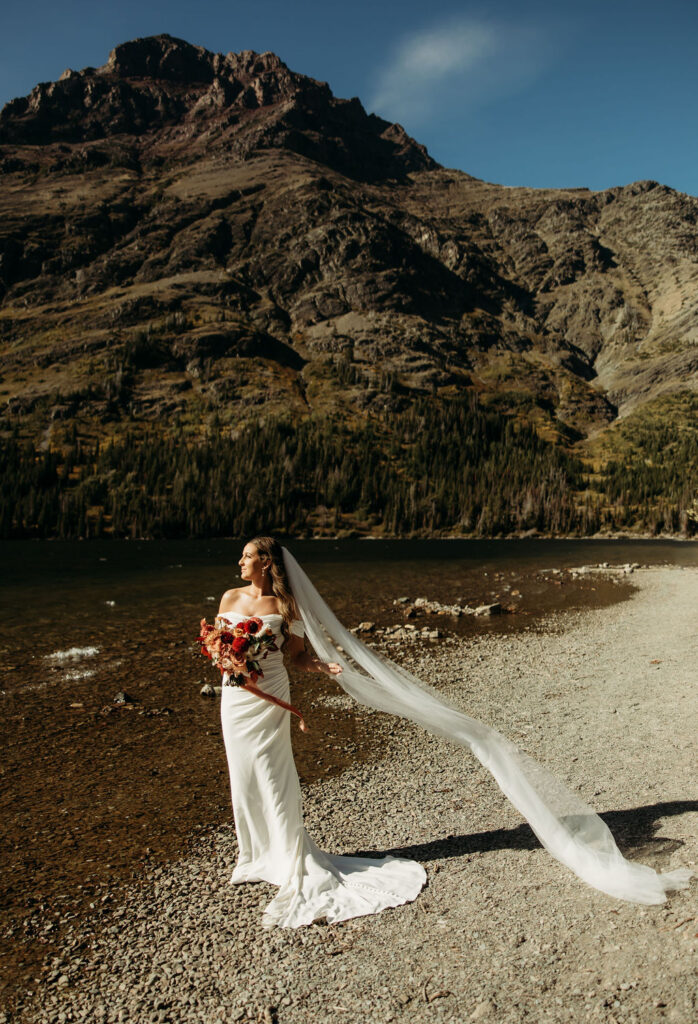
[196,615,307,732]
[197,615,277,685]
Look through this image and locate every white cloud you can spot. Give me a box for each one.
[369,15,545,126]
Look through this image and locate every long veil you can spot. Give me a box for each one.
[282,546,692,905]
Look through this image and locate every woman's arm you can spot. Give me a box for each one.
[284,634,342,676]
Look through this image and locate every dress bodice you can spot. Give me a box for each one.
[218,611,282,626]
[217,612,304,639]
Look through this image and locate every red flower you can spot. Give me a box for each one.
[220,631,234,644]
[232,636,250,654]
[245,617,264,635]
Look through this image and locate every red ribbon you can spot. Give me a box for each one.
[242,682,308,732]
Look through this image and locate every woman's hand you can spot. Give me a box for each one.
[288,635,343,676]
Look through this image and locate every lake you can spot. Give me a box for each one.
[4,536,698,652]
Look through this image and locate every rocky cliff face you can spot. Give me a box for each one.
[0,35,434,180]
[0,33,696,454]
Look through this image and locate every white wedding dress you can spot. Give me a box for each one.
[219,612,426,928]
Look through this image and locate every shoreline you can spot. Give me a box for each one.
[10,565,697,1024]
[3,531,698,543]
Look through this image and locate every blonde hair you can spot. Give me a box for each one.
[248,535,298,647]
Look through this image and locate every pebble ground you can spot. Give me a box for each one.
[11,567,697,1024]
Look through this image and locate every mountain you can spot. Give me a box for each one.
[0,34,696,538]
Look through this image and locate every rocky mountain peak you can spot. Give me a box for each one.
[0,35,434,180]
[103,34,300,95]
[104,33,216,83]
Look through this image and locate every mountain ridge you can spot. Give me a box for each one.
[1,34,696,538]
[0,34,435,181]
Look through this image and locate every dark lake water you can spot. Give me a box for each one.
[3,537,698,642]
[1,537,697,1008]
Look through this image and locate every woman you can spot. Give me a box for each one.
[217,536,427,928]
[217,537,691,927]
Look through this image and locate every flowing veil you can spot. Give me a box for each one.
[282,546,692,905]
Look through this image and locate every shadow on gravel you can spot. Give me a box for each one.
[355,800,698,868]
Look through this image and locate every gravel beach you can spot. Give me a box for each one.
[12,566,698,1024]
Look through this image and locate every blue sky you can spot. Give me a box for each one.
[2,0,697,195]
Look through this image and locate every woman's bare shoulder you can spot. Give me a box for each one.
[218,587,282,616]
[218,586,247,612]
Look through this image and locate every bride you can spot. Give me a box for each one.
[216,535,692,928]
[218,535,426,927]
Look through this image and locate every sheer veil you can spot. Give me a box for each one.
[282,546,692,905]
